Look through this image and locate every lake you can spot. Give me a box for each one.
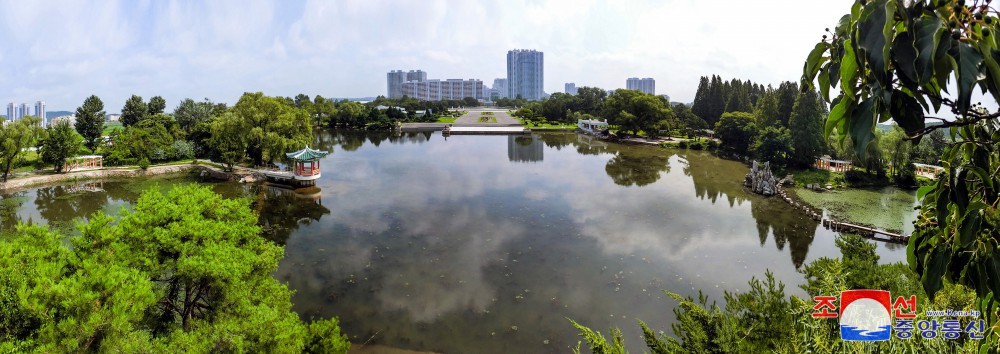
[0,131,910,353]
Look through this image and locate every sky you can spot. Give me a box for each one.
[0,0,857,113]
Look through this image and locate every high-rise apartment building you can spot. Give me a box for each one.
[507,49,544,101]
[387,69,429,99]
[5,103,13,121]
[492,78,508,99]
[387,70,407,99]
[626,77,655,95]
[35,101,46,127]
[565,83,577,95]
[17,103,29,120]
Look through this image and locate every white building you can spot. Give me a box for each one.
[507,49,544,101]
[51,114,76,126]
[35,101,46,127]
[626,77,655,95]
[402,78,484,101]
[565,83,577,95]
[387,69,428,99]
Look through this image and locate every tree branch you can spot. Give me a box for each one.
[906,111,1000,140]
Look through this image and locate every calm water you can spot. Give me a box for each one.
[0,131,909,353]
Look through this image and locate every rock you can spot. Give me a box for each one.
[744,161,779,196]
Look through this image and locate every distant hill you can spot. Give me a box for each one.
[46,111,73,119]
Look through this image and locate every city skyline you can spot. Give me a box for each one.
[0,1,855,111]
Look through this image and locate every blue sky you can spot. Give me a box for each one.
[0,0,854,112]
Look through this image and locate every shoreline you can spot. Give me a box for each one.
[0,163,237,193]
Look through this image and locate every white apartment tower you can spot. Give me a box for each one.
[35,101,46,127]
[626,77,656,95]
[565,83,577,95]
[507,49,544,101]
[5,103,13,121]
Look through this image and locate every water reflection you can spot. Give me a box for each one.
[0,131,909,354]
[508,135,543,162]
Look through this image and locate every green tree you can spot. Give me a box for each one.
[74,95,106,152]
[752,126,793,167]
[148,95,166,115]
[787,89,826,167]
[209,112,249,171]
[0,116,44,181]
[774,81,799,127]
[39,120,82,173]
[121,94,148,127]
[691,76,712,122]
[714,112,757,153]
[173,98,215,134]
[230,92,313,166]
[0,184,349,352]
[602,90,673,137]
[753,88,780,128]
[803,0,1000,338]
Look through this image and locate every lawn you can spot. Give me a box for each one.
[102,122,123,135]
[791,186,920,233]
[435,117,457,123]
[791,168,847,188]
[517,119,576,130]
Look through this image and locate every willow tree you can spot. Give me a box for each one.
[229,92,313,166]
[803,0,1000,335]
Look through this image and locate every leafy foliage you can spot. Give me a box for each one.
[121,94,148,127]
[148,95,166,115]
[74,95,106,152]
[0,116,44,181]
[39,120,82,173]
[714,112,757,153]
[0,184,349,352]
[752,126,793,167]
[803,2,1000,339]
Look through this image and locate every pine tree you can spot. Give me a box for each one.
[774,81,798,128]
[691,76,711,122]
[74,95,106,152]
[787,89,825,167]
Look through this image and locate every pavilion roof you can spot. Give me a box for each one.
[286,146,329,161]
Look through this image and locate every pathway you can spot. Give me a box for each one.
[453,109,521,125]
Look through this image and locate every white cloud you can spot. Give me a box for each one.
[0,0,857,111]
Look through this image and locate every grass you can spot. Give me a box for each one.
[435,117,457,123]
[102,122,123,136]
[791,168,847,188]
[517,119,577,130]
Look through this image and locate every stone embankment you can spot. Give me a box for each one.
[0,163,237,192]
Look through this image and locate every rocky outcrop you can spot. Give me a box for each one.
[744,160,778,196]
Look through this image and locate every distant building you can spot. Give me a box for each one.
[507,49,544,101]
[659,94,670,103]
[406,70,426,82]
[5,103,13,122]
[387,69,428,99]
[107,114,121,122]
[565,83,577,95]
[402,78,484,101]
[35,101,46,127]
[17,103,29,120]
[492,78,508,99]
[51,114,76,126]
[626,77,655,95]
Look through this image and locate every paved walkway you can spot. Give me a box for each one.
[454,109,521,125]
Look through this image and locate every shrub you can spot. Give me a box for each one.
[678,140,688,149]
[893,163,917,188]
[138,157,150,170]
[151,148,169,162]
[171,140,195,160]
[706,140,719,150]
[689,141,704,150]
